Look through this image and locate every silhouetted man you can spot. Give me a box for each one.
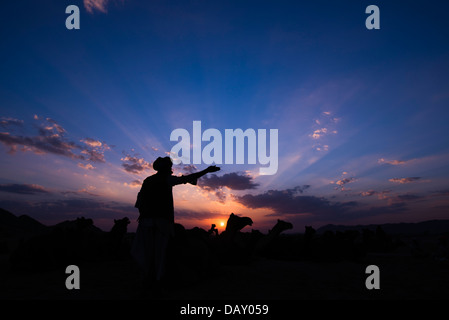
[131,156,220,294]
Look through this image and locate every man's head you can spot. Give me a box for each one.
[153,156,173,174]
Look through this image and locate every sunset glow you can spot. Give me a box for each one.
[1,1,449,234]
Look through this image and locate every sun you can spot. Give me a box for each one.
[220,221,225,227]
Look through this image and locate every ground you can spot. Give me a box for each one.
[1,247,449,300]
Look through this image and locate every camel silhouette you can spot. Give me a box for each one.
[224,213,253,235]
[9,217,131,272]
[253,219,293,256]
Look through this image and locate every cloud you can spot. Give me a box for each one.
[81,138,104,148]
[0,183,50,195]
[307,111,340,155]
[360,189,425,204]
[394,194,423,202]
[360,190,391,200]
[81,148,106,163]
[432,190,449,197]
[311,128,328,139]
[61,187,99,197]
[198,172,259,191]
[84,0,111,14]
[0,130,80,158]
[360,190,376,197]
[354,202,408,217]
[80,138,111,163]
[0,117,23,128]
[389,177,421,184]
[124,180,142,188]
[335,178,354,186]
[378,158,407,165]
[332,177,356,191]
[314,144,329,152]
[234,185,416,227]
[0,116,111,164]
[78,163,95,170]
[43,118,66,134]
[177,164,198,174]
[234,185,354,218]
[121,154,152,174]
[195,172,259,203]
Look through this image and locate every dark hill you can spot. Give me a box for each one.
[317,219,449,235]
[0,208,47,233]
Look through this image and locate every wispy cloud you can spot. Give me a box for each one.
[84,0,111,14]
[0,117,23,128]
[360,190,391,200]
[83,0,125,14]
[61,186,99,197]
[0,183,50,195]
[81,138,104,148]
[124,180,141,188]
[309,111,339,152]
[378,158,408,165]
[78,163,95,170]
[389,177,422,184]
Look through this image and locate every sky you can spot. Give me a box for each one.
[1,0,449,233]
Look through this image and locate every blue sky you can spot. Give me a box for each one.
[1,0,449,233]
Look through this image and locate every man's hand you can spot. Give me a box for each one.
[207,165,220,173]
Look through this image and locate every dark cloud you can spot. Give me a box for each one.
[0,131,81,158]
[197,172,260,203]
[81,148,106,163]
[431,190,449,197]
[395,194,423,201]
[0,183,50,195]
[234,185,356,218]
[198,172,259,191]
[233,185,414,226]
[355,202,408,216]
[177,164,197,174]
[60,189,99,197]
[0,116,110,164]
[120,154,152,174]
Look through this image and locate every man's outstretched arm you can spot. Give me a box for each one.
[168,165,220,186]
[184,165,220,185]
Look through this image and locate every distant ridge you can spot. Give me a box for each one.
[0,208,48,233]
[2,207,449,236]
[317,219,449,235]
